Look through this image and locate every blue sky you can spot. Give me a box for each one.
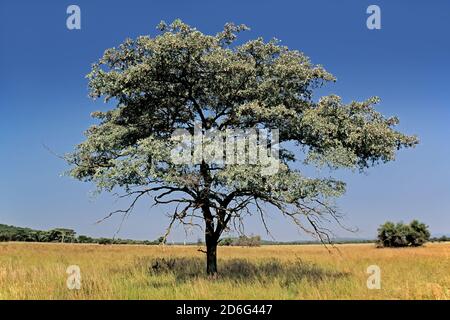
[1,0,449,241]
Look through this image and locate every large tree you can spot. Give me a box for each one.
[67,20,418,274]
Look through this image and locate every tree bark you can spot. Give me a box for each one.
[205,232,218,275]
[201,192,219,275]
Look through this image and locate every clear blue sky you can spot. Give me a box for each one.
[1,0,449,241]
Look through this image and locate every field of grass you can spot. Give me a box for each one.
[0,242,448,300]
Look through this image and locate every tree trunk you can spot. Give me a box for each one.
[205,234,218,275]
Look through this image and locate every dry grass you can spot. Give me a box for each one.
[0,242,448,300]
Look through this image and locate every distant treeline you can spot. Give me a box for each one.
[261,239,377,245]
[218,236,377,246]
[219,235,262,246]
[1,223,448,246]
[0,224,164,245]
[430,235,450,242]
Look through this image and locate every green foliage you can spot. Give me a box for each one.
[98,238,113,245]
[219,235,261,247]
[219,237,234,246]
[47,228,77,243]
[77,235,95,243]
[377,220,430,247]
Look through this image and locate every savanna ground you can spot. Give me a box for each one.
[0,242,448,300]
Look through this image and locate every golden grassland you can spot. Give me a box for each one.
[0,242,448,300]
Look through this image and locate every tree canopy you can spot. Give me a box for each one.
[67,20,418,274]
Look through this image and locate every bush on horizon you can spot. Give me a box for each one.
[377,220,430,247]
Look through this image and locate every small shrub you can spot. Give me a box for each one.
[377,220,430,247]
